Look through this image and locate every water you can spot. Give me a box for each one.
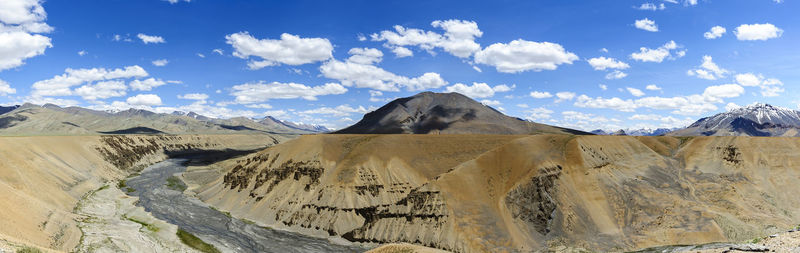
[125,158,368,253]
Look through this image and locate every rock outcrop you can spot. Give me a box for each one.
[197,134,800,252]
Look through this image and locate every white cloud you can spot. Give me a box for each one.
[474,39,578,73]
[226,32,333,69]
[163,0,191,4]
[0,31,52,71]
[530,91,553,98]
[129,78,166,91]
[635,18,659,32]
[481,99,501,106]
[599,84,608,90]
[637,3,666,10]
[445,82,513,98]
[704,26,726,39]
[300,104,370,117]
[587,57,629,71]
[630,40,685,63]
[627,87,645,97]
[555,91,576,102]
[645,84,661,91]
[320,57,447,92]
[347,48,383,65]
[734,23,783,41]
[126,94,162,106]
[684,0,698,6]
[151,59,168,66]
[526,107,554,120]
[74,80,127,100]
[391,47,413,58]
[196,53,205,58]
[231,81,347,104]
[137,33,165,44]
[735,73,784,97]
[702,83,744,99]
[178,93,208,100]
[31,65,148,97]
[575,95,638,112]
[78,50,87,56]
[605,70,628,79]
[212,49,223,55]
[687,55,728,80]
[371,19,482,58]
[0,79,16,95]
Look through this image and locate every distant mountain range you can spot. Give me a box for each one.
[0,103,327,135]
[335,91,588,135]
[669,103,800,137]
[590,128,677,136]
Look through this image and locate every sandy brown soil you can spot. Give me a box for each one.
[193,134,800,252]
[0,134,282,252]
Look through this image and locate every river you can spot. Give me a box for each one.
[124,158,369,253]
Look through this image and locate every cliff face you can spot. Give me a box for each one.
[197,134,800,252]
[0,134,283,251]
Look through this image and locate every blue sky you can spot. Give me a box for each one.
[0,0,797,130]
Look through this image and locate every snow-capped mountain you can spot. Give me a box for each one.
[590,128,676,136]
[669,103,800,136]
[259,116,330,133]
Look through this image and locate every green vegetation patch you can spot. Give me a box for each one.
[176,229,221,253]
[165,176,188,192]
[16,246,42,253]
[124,215,159,232]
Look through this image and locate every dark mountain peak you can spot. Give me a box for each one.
[671,103,800,136]
[335,91,585,135]
[0,105,20,115]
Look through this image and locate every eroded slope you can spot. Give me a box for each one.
[197,134,800,252]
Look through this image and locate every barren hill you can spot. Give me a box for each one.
[194,134,800,252]
[335,92,586,135]
[670,103,800,136]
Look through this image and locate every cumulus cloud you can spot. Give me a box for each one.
[734,23,783,41]
[474,39,578,73]
[599,84,608,90]
[163,0,191,3]
[687,55,728,80]
[525,107,554,120]
[645,84,661,91]
[226,32,333,69]
[627,87,645,97]
[126,94,162,106]
[230,81,347,104]
[151,59,168,66]
[129,78,167,91]
[347,48,383,65]
[300,104,370,117]
[574,83,745,116]
[31,65,148,97]
[320,49,447,92]
[530,91,553,98]
[137,33,165,44]
[178,93,209,100]
[735,73,784,97]
[444,82,513,98]
[630,40,685,63]
[637,3,666,10]
[587,57,630,70]
[555,91,576,102]
[635,18,659,32]
[371,19,482,58]
[0,32,52,72]
[704,26,726,39]
[0,79,16,95]
[605,70,628,80]
[74,80,127,100]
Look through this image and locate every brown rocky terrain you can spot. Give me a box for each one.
[0,134,284,252]
[193,134,800,252]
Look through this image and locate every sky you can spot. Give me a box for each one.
[0,0,798,131]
